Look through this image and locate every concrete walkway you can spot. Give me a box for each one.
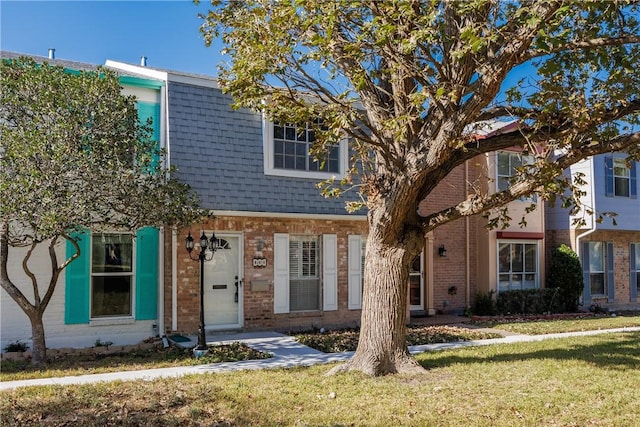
[2,326,639,391]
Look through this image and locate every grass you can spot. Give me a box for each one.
[0,342,270,382]
[472,313,640,335]
[2,331,639,426]
[294,325,502,352]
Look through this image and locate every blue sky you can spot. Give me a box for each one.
[1,1,225,75]
[1,0,534,95]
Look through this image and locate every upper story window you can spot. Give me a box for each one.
[497,151,536,202]
[605,156,637,198]
[263,118,348,179]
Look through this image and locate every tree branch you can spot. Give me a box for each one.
[525,35,640,61]
[421,131,640,232]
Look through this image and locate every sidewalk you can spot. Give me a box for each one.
[2,326,639,391]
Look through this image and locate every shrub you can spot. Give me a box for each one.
[547,244,584,312]
[4,340,29,353]
[472,290,497,316]
[496,288,565,315]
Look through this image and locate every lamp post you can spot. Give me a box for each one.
[185,230,220,356]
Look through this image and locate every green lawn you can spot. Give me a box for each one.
[473,314,640,335]
[2,332,638,426]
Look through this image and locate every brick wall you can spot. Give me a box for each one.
[165,215,368,333]
[580,230,640,308]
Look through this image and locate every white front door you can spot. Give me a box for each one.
[203,234,243,329]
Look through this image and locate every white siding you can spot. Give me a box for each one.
[1,240,156,350]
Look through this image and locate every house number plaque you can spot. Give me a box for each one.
[252,256,267,268]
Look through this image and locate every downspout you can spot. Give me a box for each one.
[157,83,168,335]
[172,227,178,331]
[465,160,470,309]
[576,157,597,257]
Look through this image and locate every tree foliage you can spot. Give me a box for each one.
[0,57,204,364]
[198,0,640,375]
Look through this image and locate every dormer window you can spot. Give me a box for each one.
[263,118,348,179]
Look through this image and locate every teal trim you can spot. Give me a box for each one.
[64,231,91,324]
[135,227,159,320]
[120,75,165,89]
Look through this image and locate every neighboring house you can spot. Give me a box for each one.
[547,153,640,310]
[0,51,165,349]
[417,121,547,316]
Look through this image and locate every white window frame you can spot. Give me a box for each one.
[289,235,321,312]
[263,117,348,180]
[497,240,539,292]
[496,151,536,202]
[90,232,136,319]
[613,158,631,197]
[587,241,606,297]
[634,243,640,295]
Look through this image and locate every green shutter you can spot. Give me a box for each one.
[136,101,161,168]
[135,227,159,320]
[65,231,91,324]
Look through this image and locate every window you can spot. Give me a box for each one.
[496,152,536,201]
[289,236,320,311]
[587,241,606,296]
[498,242,538,292]
[605,156,637,198]
[636,245,640,294]
[91,233,134,317]
[264,118,347,179]
[633,243,640,298]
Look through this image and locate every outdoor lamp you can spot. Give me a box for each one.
[185,232,195,253]
[439,245,447,257]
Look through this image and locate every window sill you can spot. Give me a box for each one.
[90,317,135,327]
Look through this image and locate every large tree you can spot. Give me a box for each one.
[0,57,203,364]
[198,0,640,375]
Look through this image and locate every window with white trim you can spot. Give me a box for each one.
[263,118,348,179]
[91,233,134,317]
[613,158,631,197]
[587,241,606,296]
[497,151,536,201]
[605,156,637,199]
[289,235,320,311]
[634,243,640,294]
[498,241,538,292]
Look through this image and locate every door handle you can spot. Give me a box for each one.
[234,276,242,303]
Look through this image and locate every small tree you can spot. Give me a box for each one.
[0,57,203,364]
[547,244,584,312]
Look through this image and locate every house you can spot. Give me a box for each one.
[105,60,368,333]
[1,51,563,351]
[0,51,166,349]
[546,153,639,310]
[104,60,551,331]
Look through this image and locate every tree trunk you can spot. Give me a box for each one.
[29,312,47,365]
[331,207,426,376]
